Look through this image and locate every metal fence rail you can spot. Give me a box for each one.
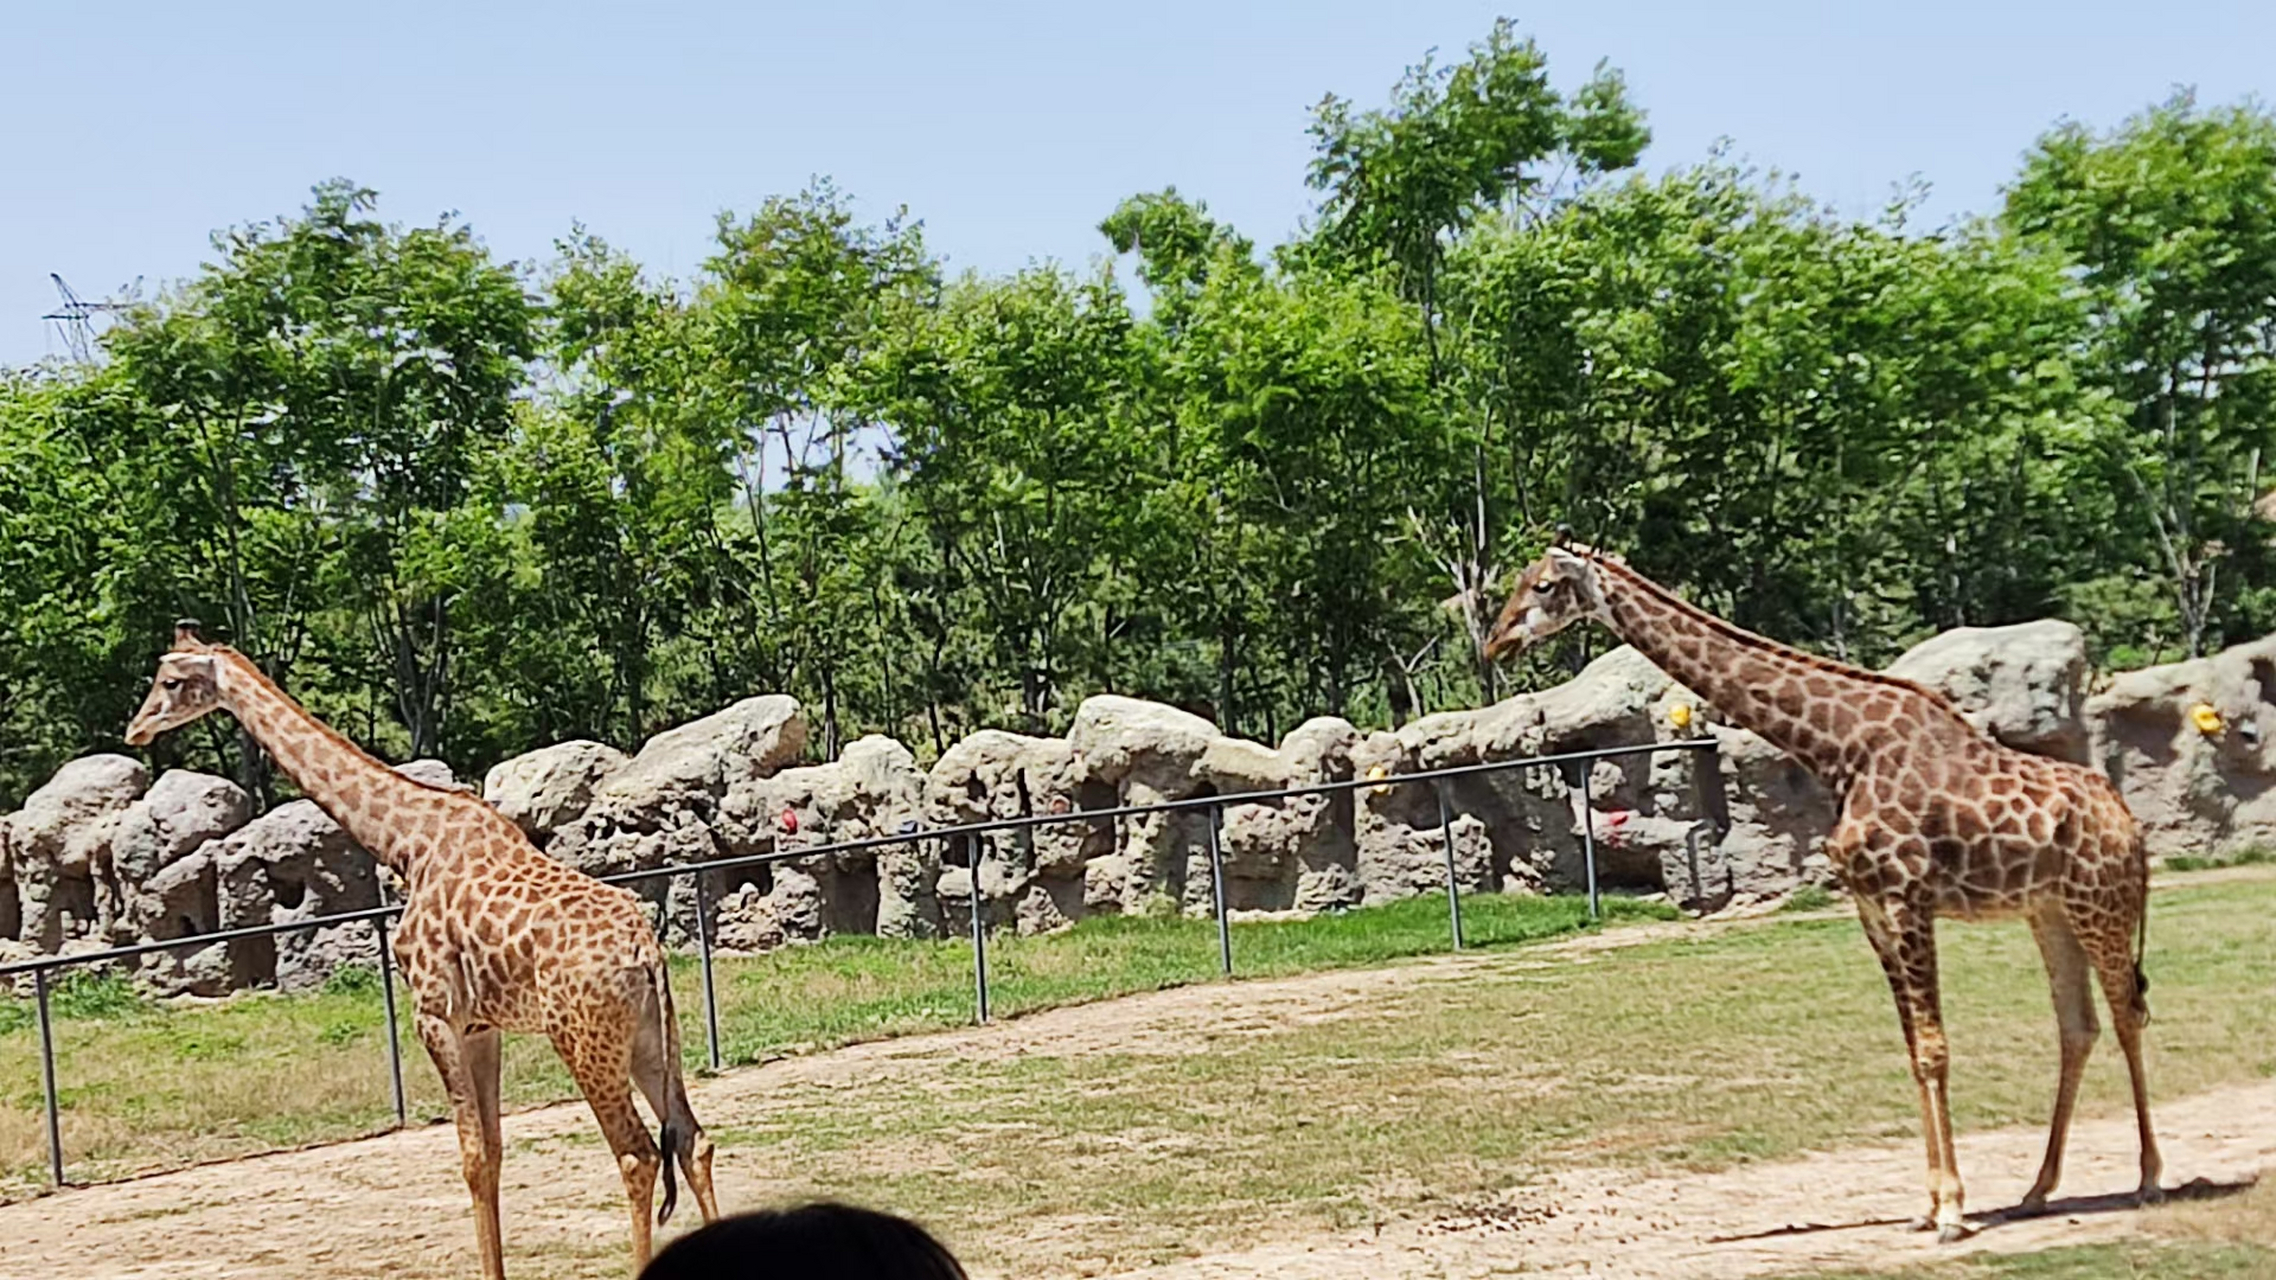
[2,737,1720,1188]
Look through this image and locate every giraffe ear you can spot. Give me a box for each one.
[1546,546,1591,575]
[172,619,205,651]
[1552,523,1575,549]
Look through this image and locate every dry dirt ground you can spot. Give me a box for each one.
[0,907,2269,1280]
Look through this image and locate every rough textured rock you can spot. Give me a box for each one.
[107,770,252,990]
[25,615,2268,992]
[723,735,932,946]
[208,798,374,990]
[926,730,1110,935]
[1208,718,1361,913]
[1887,620,2092,763]
[4,755,148,951]
[545,697,807,937]
[1069,696,1224,915]
[2089,633,2276,861]
[1352,645,1836,912]
[483,740,630,844]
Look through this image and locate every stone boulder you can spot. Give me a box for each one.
[1886,619,2091,763]
[4,755,148,952]
[1352,645,1837,912]
[2088,633,2276,861]
[105,770,252,991]
[604,696,805,822]
[545,698,806,932]
[483,740,629,844]
[1069,696,1224,916]
[208,798,376,990]
[926,731,1111,936]
[1208,718,1362,914]
[720,736,934,947]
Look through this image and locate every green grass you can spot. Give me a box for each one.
[0,890,1671,1194]
[1797,1241,2276,1279]
[2162,846,2276,873]
[1781,883,1839,913]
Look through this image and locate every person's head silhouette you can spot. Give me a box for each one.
[640,1202,968,1279]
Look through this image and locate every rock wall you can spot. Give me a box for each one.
[7,616,2271,993]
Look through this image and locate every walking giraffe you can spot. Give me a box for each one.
[1484,536,2161,1242]
[125,621,720,1277]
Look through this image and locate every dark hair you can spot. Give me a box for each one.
[640,1202,968,1280]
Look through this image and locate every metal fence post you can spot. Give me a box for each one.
[692,873,724,1072]
[1205,803,1232,976]
[967,833,990,1025]
[372,915,408,1128]
[1434,781,1465,951]
[33,968,64,1187]
[1563,761,1602,921]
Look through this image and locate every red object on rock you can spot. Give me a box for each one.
[779,807,799,833]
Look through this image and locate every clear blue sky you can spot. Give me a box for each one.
[5,0,2271,367]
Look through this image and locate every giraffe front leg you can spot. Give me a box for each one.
[417,1013,507,1280]
[1891,903,1966,1243]
[1863,895,1966,1240]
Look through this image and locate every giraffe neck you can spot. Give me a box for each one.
[212,650,454,878]
[1588,559,1952,791]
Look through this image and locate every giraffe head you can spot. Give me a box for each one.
[125,620,225,746]
[1483,530,1614,661]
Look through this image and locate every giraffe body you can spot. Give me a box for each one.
[1487,541,2160,1242]
[126,624,719,1277]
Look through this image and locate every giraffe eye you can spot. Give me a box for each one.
[1539,579,1562,595]
[162,678,183,691]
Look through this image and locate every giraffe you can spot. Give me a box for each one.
[123,621,720,1278]
[1484,535,2161,1243]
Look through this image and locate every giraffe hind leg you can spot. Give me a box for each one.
[2078,916,2164,1203]
[633,981,720,1226]
[554,1026,663,1271]
[2019,909,2097,1216]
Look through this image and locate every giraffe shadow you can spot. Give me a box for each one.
[1704,1175,2257,1245]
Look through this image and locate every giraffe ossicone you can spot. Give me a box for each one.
[1487,539,2162,1243]
[126,629,721,1279]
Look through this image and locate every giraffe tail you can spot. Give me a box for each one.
[2128,830,2153,1024]
[2132,896,2153,1025]
[652,959,684,1227]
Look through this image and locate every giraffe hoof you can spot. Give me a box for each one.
[2014,1193,2050,1219]
[1936,1222,1971,1245]
[2137,1182,2166,1208]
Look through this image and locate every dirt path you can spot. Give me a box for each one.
[1,890,2267,1280]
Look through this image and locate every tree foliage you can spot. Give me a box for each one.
[7,30,2276,808]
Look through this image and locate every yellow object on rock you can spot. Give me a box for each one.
[1668,702,1694,731]
[2190,702,2225,735]
[1366,763,1393,795]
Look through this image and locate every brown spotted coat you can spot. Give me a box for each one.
[125,628,720,1278]
[1485,544,2161,1241]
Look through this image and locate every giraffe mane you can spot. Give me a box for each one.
[209,647,500,804]
[1589,558,1977,728]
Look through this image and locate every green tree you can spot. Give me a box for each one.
[2006,92,2276,656]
